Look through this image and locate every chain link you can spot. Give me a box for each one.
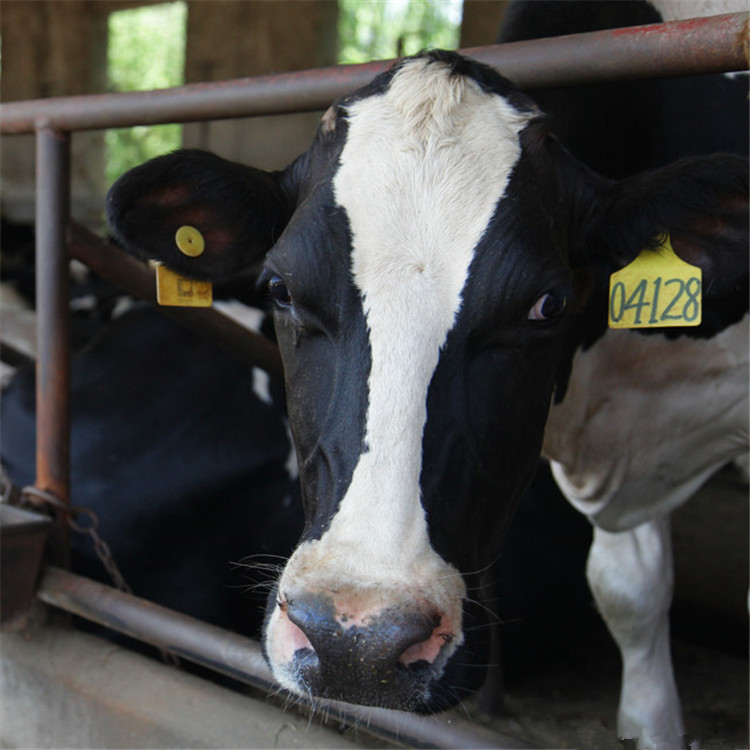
[21,485,134,595]
[12,483,179,668]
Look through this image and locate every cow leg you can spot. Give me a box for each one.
[586,517,685,750]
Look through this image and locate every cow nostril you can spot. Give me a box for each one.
[273,593,460,709]
[285,593,450,668]
[399,629,454,667]
[278,601,317,656]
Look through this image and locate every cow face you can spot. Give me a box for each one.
[107,51,748,712]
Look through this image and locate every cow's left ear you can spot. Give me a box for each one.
[106,149,295,282]
[589,154,748,298]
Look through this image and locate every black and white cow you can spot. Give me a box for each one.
[498,1,749,745]
[105,41,747,750]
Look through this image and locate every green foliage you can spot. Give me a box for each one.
[105,2,187,185]
[338,0,462,64]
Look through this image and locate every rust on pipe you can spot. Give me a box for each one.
[466,10,750,86]
[37,566,532,749]
[67,223,284,379]
[35,129,71,568]
[1,13,747,135]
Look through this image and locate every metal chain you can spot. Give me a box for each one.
[15,484,180,668]
[21,486,133,595]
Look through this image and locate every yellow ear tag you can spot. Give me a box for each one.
[175,225,205,257]
[608,235,701,329]
[153,262,213,308]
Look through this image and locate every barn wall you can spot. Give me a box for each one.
[0,0,116,224]
[459,0,509,47]
[181,0,339,171]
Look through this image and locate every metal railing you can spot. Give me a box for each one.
[1,11,748,748]
[2,13,747,133]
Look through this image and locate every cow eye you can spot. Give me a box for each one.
[268,275,293,308]
[528,290,567,321]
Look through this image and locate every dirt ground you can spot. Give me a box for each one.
[468,626,748,750]
[458,465,749,750]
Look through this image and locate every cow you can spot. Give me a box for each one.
[498,0,749,745]
[105,45,748,750]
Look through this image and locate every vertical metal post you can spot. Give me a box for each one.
[35,128,71,567]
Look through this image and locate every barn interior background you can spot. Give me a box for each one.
[0,1,747,748]
[0,0,503,229]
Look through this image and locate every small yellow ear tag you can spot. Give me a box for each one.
[608,235,702,329]
[154,262,213,307]
[175,225,205,257]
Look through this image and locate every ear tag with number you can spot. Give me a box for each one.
[154,263,213,307]
[608,235,701,329]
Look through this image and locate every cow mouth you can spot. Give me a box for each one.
[266,591,463,712]
[291,646,441,712]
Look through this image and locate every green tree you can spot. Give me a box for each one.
[338,0,462,64]
[105,2,187,185]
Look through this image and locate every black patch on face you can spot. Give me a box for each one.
[420,151,572,573]
[264,138,372,543]
[409,155,574,704]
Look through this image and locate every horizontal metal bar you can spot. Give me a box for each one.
[2,13,747,134]
[67,223,284,379]
[37,566,532,749]
[0,340,34,370]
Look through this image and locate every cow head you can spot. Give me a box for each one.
[107,51,748,712]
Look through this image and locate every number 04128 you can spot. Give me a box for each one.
[608,236,702,329]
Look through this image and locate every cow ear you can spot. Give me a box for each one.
[590,154,749,299]
[106,149,294,282]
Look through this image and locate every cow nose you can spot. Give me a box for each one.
[282,592,452,708]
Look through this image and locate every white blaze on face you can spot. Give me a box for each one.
[267,60,534,681]
[329,58,533,571]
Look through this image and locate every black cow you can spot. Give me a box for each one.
[105,42,747,750]
[1,304,302,636]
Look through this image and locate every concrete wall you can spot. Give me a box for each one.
[1,624,363,749]
[181,0,339,171]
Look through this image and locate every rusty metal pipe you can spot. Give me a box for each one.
[466,10,750,86]
[67,223,284,378]
[38,566,532,749]
[35,129,71,568]
[2,13,747,135]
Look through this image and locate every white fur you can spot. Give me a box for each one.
[325,59,531,583]
[649,0,748,21]
[213,300,265,333]
[251,367,272,405]
[544,315,748,746]
[543,318,749,531]
[266,57,534,691]
[587,519,685,750]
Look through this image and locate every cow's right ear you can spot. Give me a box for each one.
[106,149,295,281]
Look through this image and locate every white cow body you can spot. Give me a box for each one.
[543,316,749,747]
[544,318,749,532]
